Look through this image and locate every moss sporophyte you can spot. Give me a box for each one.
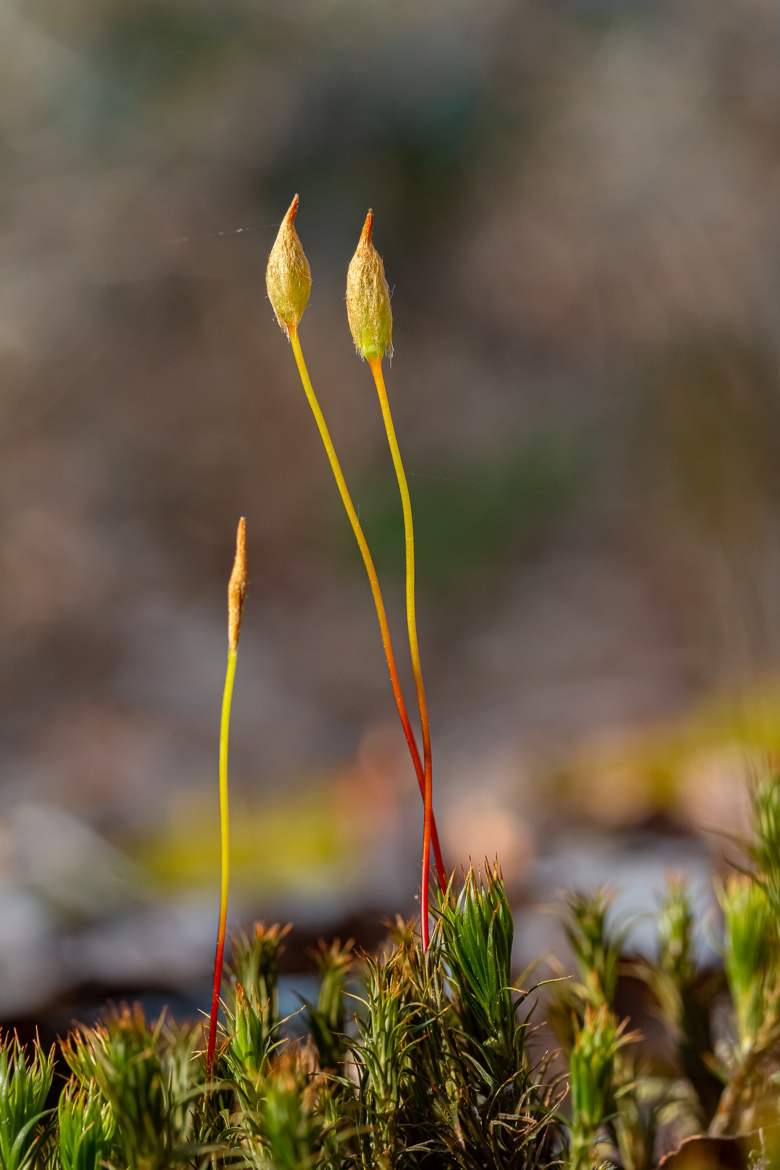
[183,198,780,1168]
[207,517,247,1078]
[265,196,445,947]
[345,209,437,951]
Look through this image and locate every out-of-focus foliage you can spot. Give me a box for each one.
[2,776,779,1167]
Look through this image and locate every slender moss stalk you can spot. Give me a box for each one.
[266,195,446,898]
[369,353,434,949]
[287,327,444,888]
[346,209,436,948]
[207,517,247,1078]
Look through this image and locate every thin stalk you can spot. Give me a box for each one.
[367,355,434,951]
[288,325,446,894]
[207,646,237,1077]
[207,517,246,1079]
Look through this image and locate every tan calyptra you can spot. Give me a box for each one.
[346,209,393,361]
[266,195,311,338]
[228,517,247,653]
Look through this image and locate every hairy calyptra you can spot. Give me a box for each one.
[266,194,311,338]
[346,209,393,361]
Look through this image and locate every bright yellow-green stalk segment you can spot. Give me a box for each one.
[346,209,436,950]
[286,327,447,895]
[370,354,435,951]
[207,517,247,1078]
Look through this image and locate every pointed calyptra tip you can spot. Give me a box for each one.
[346,210,393,361]
[228,517,248,652]
[285,193,300,224]
[360,208,374,245]
[266,195,312,339]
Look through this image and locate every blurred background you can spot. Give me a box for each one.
[2,0,780,1029]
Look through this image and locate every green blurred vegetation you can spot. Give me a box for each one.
[556,681,780,816]
[334,434,582,595]
[138,786,353,893]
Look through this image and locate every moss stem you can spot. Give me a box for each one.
[367,355,434,950]
[207,644,238,1077]
[288,327,445,897]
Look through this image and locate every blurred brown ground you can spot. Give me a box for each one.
[2,0,780,1012]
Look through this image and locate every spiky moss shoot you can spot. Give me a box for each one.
[568,1006,633,1170]
[58,1083,114,1170]
[652,878,722,1123]
[266,194,312,339]
[657,878,696,991]
[228,984,268,1077]
[563,888,622,1011]
[61,1006,181,1170]
[304,940,354,1071]
[750,772,780,917]
[437,865,526,1086]
[719,875,776,1055]
[229,922,291,1021]
[356,946,423,1170]
[346,210,393,361]
[257,1048,324,1170]
[220,923,292,1105]
[0,1032,54,1170]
